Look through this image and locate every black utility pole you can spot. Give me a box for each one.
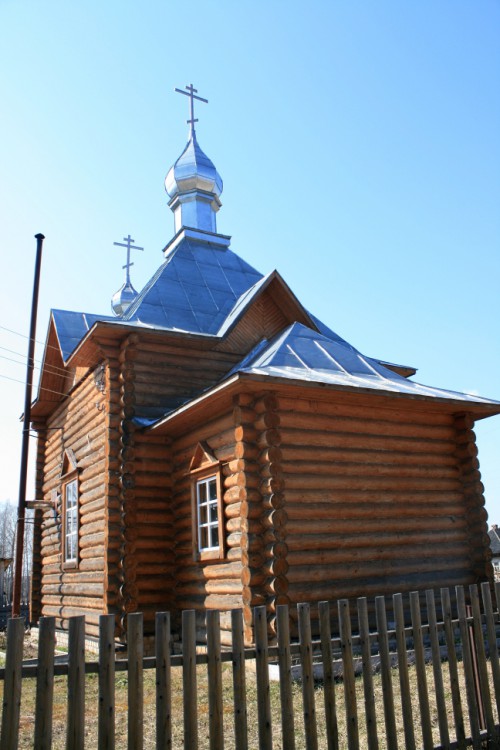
[12,233,45,618]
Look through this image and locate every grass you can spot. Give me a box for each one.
[1,636,497,749]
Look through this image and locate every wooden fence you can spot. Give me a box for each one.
[1,582,500,749]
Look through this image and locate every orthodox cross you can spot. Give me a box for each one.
[174,83,208,134]
[113,234,144,286]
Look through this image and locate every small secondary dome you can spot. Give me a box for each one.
[111,280,138,317]
[111,234,144,317]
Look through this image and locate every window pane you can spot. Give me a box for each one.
[211,527,219,547]
[198,482,207,503]
[209,479,217,501]
[209,503,218,524]
[200,526,208,549]
[199,504,207,524]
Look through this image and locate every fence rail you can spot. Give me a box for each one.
[1,583,500,749]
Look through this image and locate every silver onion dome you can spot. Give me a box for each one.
[111,280,138,317]
[165,131,223,234]
[165,131,223,199]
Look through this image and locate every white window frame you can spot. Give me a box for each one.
[64,478,78,564]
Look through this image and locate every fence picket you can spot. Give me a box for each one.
[207,610,224,750]
[0,616,24,750]
[456,586,482,749]
[375,596,397,750]
[480,582,500,720]
[276,605,296,750]
[67,615,85,750]
[319,600,339,750]
[338,598,359,750]
[410,591,433,749]
[1,584,500,749]
[298,603,318,750]
[34,616,55,750]
[441,587,467,749]
[469,585,498,746]
[182,610,198,750]
[254,605,273,750]
[393,593,415,750]
[98,614,116,750]
[128,612,144,750]
[155,612,171,750]
[425,589,450,749]
[231,609,248,750]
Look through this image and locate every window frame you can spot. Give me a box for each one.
[190,464,224,562]
[60,451,79,570]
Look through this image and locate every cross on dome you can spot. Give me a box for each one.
[113,234,144,286]
[174,83,208,135]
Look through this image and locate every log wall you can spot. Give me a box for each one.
[171,410,243,644]
[35,367,108,637]
[277,394,489,612]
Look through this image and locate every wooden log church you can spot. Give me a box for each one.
[30,86,500,644]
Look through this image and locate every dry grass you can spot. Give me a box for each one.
[1,639,497,749]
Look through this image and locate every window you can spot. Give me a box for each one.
[196,475,220,552]
[64,478,78,563]
[60,449,79,568]
[189,442,224,562]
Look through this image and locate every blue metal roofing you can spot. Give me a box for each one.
[229,322,500,405]
[51,310,115,362]
[122,235,263,333]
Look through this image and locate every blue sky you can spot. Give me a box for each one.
[1,2,499,520]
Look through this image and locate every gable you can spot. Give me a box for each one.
[215,275,316,355]
[189,441,218,471]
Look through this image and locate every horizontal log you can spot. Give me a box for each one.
[286,474,462,493]
[280,427,454,454]
[285,499,466,522]
[284,489,464,506]
[287,542,470,572]
[283,459,458,480]
[278,395,453,427]
[177,579,243,596]
[284,520,467,548]
[174,561,244,583]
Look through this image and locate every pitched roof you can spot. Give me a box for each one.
[227,322,500,406]
[123,234,262,334]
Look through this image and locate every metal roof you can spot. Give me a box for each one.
[51,310,115,362]
[122,234,263,333]
[228,322,500,406]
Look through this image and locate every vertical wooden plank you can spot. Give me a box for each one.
[231,609,248,750]
[66,615,85,750]
[127,612,144,750]
[481,582,500,719]
[182,610,198,750]
[155,612,172,750]
[276,604,296,750]
[298,603,318,750]
[393,593,415,750]
[469,585,498,744]
[34,616,56,750]
[456,586,481,749]
[319,601,339,750]
[410,591,433,749]
[441,587,466,750]
[206,610,224,750]
[374,596,397,750]
[338,598,359,750]
[0,617,24,750]
[254,605,273,750]
[425,589,450,749]
[98,614,116,750]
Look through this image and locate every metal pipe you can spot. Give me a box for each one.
[12,233,45,618]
